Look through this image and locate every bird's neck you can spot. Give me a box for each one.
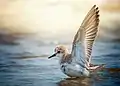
[60,53,72,64]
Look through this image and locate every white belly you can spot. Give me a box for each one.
[61,63,89,77]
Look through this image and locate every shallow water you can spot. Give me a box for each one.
[0,40,120,86]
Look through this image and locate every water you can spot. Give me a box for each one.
[0,38,120,86]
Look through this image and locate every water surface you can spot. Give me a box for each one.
[0,40,120,86]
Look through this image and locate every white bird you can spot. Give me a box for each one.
[48,5,104,77]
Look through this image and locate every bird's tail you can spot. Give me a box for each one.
[89,64,105,72]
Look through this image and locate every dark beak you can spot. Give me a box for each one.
[48,52,57,59]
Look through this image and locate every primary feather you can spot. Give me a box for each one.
[72,5,99,67]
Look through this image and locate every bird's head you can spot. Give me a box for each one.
[48,45,68,59]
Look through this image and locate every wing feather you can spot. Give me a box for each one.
[71,5,99,67]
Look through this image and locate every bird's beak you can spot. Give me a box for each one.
[48,52,57,59]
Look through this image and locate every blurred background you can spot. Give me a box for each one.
[0,0,120,86]
[0,0,120,44]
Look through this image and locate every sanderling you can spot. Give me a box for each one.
[48,5,104,77]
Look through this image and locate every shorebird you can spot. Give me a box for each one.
[48,5,104,77]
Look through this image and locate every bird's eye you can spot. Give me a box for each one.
[57,51,60,53]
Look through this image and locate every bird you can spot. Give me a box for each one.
[48,5,104,77]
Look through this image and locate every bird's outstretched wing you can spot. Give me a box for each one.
[71,5,99,68]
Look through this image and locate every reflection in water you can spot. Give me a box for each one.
[58,77,91,86]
